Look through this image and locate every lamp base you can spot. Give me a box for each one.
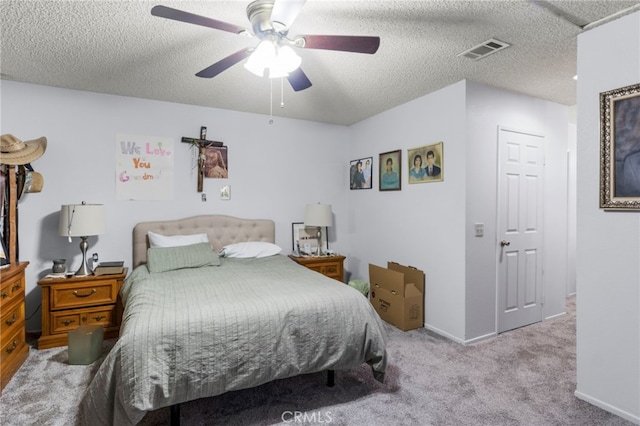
[315,227,323,256]
[74,236,93,276]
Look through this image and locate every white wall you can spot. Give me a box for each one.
[465,81,570,341]
[348,81,468,341]
[348,80,569,343]
[575,11,640,423]
[0,81,350,333]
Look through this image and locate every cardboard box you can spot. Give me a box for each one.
[369,262,424,331]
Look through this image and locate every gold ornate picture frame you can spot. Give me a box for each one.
[600,83,640,210]
[408,142,444,184]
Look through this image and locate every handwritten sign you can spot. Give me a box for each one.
[116,134,174,200]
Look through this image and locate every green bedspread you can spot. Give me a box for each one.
[78,255,387,425]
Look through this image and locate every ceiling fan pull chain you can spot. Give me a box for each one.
[269,78,274,124]
[280,77,285,108]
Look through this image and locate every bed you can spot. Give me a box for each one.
[78,215,387,425]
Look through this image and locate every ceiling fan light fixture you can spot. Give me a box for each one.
[244,40,301,78]
[277,45,301,73]
[244,40,276,76]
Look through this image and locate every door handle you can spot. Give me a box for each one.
[500,240,511,247]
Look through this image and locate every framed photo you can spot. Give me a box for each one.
[379,150,401,191]
[292,222,328,255]
[204,146,228,179]
[350,156,373,190]
[600,83,640,210]
[408,142,444,184]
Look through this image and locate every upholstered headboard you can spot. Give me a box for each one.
[132,215,276,268]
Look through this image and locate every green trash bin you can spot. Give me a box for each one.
[348,279,370,297]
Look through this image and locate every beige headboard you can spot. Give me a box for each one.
[132,214,276,268]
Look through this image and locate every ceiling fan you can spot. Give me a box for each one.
[151,0,380,92]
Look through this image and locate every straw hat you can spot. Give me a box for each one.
[0,134,47,165]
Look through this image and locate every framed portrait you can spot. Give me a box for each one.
[408,142,444,184]
[350,156,373,190]
[600,83,640,210]
[292,222,328,255]
[204,146,228,179]
[379,150,401,191]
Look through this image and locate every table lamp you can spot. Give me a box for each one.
[58,202,105,276]
[304,203,332,256]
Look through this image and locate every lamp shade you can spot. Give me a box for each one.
[59,203,105,237]
[304,204,333,227]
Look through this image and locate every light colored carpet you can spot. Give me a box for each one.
[0,297,633,425]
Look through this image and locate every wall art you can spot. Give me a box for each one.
[349,157,373,189]
[600,83,640,209]
[379,150,401,191]
[408,142,444,184]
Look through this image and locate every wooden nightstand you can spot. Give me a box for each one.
[1,262,29,393]
[288,255,346,282]
[37,269,127,349]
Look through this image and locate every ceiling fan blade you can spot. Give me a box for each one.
[287,67,312,91]
[151,5,247,35]
[271,0,306,31]
[196,48,252,78]
[299,35,380,54]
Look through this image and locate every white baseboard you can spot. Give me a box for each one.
[423,324,497,345]
[545,311,566,321]
[575,390,640,424]
[423,324,466,344]
[463,331,497,345]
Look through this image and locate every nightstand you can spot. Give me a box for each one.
[288,255,346,282]
[37,269,127,349]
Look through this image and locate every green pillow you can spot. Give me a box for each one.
[147,242,220,273]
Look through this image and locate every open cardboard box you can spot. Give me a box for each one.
[369,262,424,331]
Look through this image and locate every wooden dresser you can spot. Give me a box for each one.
[288,255,346,282]
[1,261,29,393]
[37,269,127,349]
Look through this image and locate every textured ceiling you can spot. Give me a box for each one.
[2,0,640,125]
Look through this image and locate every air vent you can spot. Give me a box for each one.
[458,38,511,61]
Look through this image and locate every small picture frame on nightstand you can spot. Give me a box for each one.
[292,222,328,255]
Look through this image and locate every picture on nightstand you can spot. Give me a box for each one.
[292,222,328,255]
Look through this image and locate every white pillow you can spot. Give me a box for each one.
[219,242,282,258]
[148,231,209,248]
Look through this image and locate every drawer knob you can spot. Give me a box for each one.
[5,340,17,354]
[11,283,21,292]
[5,313,17,326]
[73,288,97,298]
[93,315,106,321]
[62,319,76,326]
[1,292,8,299]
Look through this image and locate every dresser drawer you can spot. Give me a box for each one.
[0,301,25,342]
[288,255,345,283]
[319,264,341,278]
[304,262,342,279]
[1,326,26,365]
[50,305,116,334]
[0,272,25,310]
[50,280,118,310]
